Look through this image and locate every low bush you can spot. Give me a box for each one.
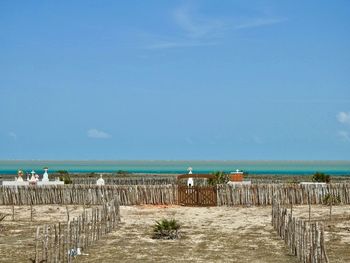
[152,219,181,240]
[58,171,72,184]
[312,172,330,183]
[208,171,229,185]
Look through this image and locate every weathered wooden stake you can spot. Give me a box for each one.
[308,192,311,222]
[12,205,15,221]
[30,203,33,222]
[35,227,40,263]
[66,205,70,222]
[290,192,293,217]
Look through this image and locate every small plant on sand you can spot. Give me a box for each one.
[312,172,330,183]
[323,193,341,220]
[208,171,229,185]
[152,219,181,240]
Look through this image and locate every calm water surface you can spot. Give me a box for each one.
[0,160,349,175]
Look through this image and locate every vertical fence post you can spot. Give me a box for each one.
[35,227,40,263]
[308,191,311,223]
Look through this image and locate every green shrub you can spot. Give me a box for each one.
[208,171,229,186]
[58,172,72,184]
[312,172,330,183]
[88,172,96,178]
[57,170,69,175]
[152,219,181,239]
[116,170,130,176]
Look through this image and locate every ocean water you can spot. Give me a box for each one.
[0,160,349,175]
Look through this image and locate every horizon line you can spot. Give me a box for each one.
[0,159,349,162]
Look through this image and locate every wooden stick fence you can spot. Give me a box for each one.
[217,183,350,206]
[1,183,350,206]
[0,185,178,206]
[33,198,120,263]
[271,201,329,263]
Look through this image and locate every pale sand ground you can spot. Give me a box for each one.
[0,205,349,263]
[76,206,299,263]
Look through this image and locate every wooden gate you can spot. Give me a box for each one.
[178,185,217,206]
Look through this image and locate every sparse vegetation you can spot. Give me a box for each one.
[116,170,131,176]
[57,170,69,175]
[87,172,96,178]
[152,219,181,239]
[57,170,72,184]
[323,193,341,220]
[208,171,229,185]
[312,172,330,183]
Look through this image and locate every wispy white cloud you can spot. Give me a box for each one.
[173,6,226,39]
[87,129,111,139]
[144,5,287,50]
[337,130,350,142]
[336,111,350,124]
[8,131,17,140]
[144,5,224,50]
[144,40,217,50]
[234,17,287,29]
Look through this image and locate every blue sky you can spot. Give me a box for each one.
[0,1,350,160]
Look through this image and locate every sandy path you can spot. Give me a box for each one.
[1,205,348,262]
[76,206,298,263]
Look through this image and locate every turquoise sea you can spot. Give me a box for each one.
[0,160,349,175]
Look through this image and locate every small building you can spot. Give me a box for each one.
[230,169,244,182]
[228,169,251,186]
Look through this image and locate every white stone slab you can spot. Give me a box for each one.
[2,181,64,186]
[2,181,29,186]
[300,182,327,186]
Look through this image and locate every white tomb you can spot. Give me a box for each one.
[96,174,105,186]
[16,170,24,182]
[187,167,194,187]
[2,168,64,186]
[42,168,49,182]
